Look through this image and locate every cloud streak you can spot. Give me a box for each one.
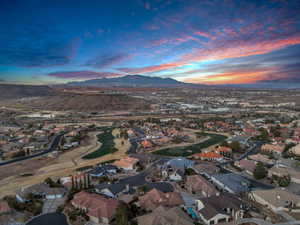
[48,71,122,79]
[85,53,132,69]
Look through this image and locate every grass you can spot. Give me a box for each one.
[82,127,117,159]
[154,133,227,157]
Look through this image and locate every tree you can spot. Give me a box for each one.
[115,202,130,225]
[278,175,291,187]
[185,168,197,175]
[253,162,267,180]
[229,141,241,152]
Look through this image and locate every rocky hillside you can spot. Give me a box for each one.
[14,92,150,112]
[0,84,53,100]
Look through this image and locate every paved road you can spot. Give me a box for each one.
[26,213,68,225]
[277,211,296,222]
[237,218,300,225]
[0,133,63,166]
[220,141,263,166]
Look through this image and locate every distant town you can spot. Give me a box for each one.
[0,86,300,225]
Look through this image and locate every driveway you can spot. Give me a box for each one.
[42,197,66,214]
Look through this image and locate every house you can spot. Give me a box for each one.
[214,146,232,157]
[193,162,220,178]
[210,173,250,194]
[140,140,153,149]
[192,152,223,161]
[136,206,194,225]
[196,193,246,225]
[290,143,300,156]
[227,135,250,147]
[250,188,300,212]
[16,183,66,202]
[88,165,118,178]
[72,191,118,224]
[0,201,11,215]
[138,188,183,211]
[185,175,219,197]
[261,144,284,156]
[95,173,174,198]
[248,154,275,165]
[113,156,139,170]
[162,168,184,182]
[164,157,195,171]
[234,159,256,175]
[268,165,300,184]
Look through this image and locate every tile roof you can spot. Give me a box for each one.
[185,175,219,196]
[113,156,139,169]
[199,193,244,220]
[139,188,183,211]
[136,206,194,225]
[72,191,118,221]
[0,201,11,213]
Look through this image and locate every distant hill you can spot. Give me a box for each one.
[66,75,204,87]
[8,92,151,112]
[0,84,53,100]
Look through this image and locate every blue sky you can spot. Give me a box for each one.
[0,0,299,85]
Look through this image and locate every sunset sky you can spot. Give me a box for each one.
[0,0,299,85]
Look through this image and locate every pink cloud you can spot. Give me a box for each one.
[194,31,213,39]
[118,62,187,74]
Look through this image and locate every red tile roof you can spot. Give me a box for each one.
[0,201,11,214]
[194,152,223,159]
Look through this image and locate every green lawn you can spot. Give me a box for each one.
[154,133,227,157]
[82,127,117,159]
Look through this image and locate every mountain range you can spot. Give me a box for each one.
[66,75,203,87]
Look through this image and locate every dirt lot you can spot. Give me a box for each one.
[0,128,130,198]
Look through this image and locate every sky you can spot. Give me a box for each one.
[0,0,299,85]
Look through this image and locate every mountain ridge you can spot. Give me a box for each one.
[65,75,205,87]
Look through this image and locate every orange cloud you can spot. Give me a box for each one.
[119,62,187,74]
[183,67,278,85]
[181,35,300,63]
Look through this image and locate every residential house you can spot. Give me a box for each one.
[113,156,139,170]
[214,146,232,158]
[210,173,250,194]
[162,168,184,182]
[268,165,300,184]
[72,191,118,224]
[234,159,256,175]
[250,188,300,212]
[193,162,220,178]
[196,193,246,224]
[185,175,219,197]
[0,201,11,215]
[164,157,195,171]
[248,154,275,165]
[140,140,153,149]
[196,193,245,225]
[192,152,223,161]
[290,143,300,156]
[16,183,66,202]
[138,188,183,211]
[95,173,174,198]
[261,144,285,156]
[88,165,118,178]
[136,206,194,225]
[227,135,250,147]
